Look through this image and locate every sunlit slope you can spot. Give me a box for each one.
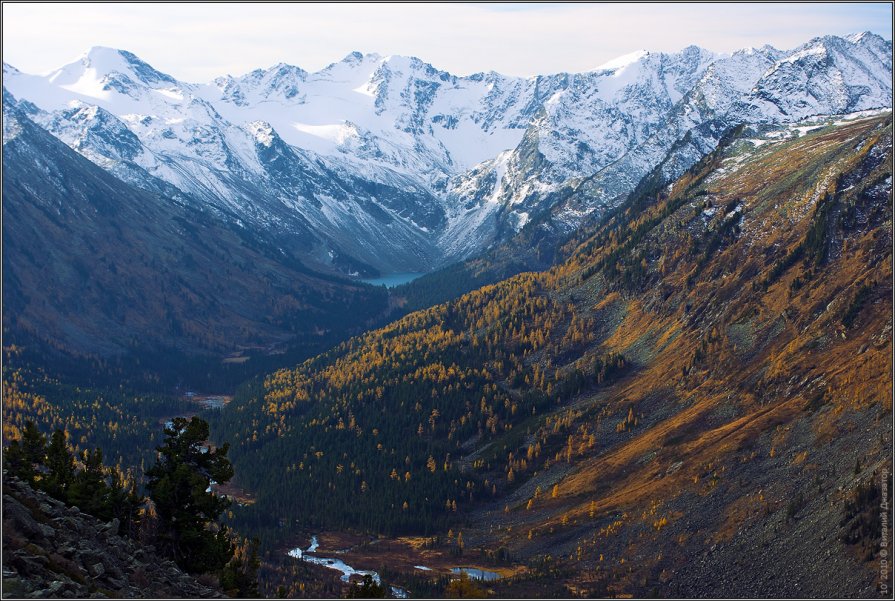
[484,112,892,597]
[211,112,891,594]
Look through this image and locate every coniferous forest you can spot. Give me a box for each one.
[2,10,893,598]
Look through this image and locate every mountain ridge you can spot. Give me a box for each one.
[4,33,891,276]
[2,32,891,363]
[2,93,391,360]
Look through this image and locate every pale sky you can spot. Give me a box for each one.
[2,2,892,81]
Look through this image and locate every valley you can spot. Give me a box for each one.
[205,112,892,597]
[2,25,892,600]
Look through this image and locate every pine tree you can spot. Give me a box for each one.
[3,440,34,484]
[21,421,47,466]
[6,421,47,484]
[146,416,234,574]
[43,429,75,499]
[68,448,109,517]
[5,422,143,537]
[105,473,144,537]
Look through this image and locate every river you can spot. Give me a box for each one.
[286,535,502,597]
[287,536,408,597]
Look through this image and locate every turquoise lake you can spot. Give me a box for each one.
[360,272,424,288]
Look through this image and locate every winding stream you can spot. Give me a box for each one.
[287,535,502,597]
[287,536,407,597]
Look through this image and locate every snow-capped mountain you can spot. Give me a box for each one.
[3,33,891,273]
[1,92,393,356]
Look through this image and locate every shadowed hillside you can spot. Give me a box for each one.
[2,94,391,390]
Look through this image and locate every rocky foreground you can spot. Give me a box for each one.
[2,475,224,598]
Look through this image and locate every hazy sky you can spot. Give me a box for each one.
[3,2,892,81]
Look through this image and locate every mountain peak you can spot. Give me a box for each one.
[246,119,278,147]
[344,50,365,62]
[83,45,124,59]
[845,30,875,44]
[267,61,306,73]
[801,32,881,52]
[260,62,308,83]
[593,49,649,72]
[80,46,135,72]
[318,51,383,73]
[226,62,308,101]
[342,51,382,65]
[71,47,176,87]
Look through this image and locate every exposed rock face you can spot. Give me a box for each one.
[2,475,224,599]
